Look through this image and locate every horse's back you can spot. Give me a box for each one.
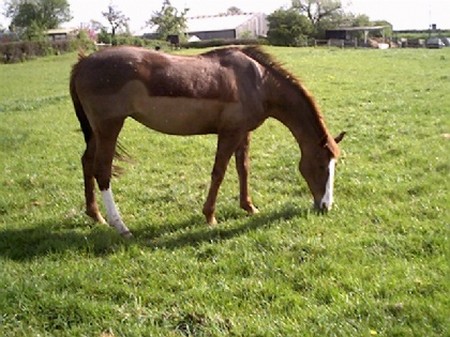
[71,46,267,135]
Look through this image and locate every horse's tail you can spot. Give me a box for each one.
[70,55,92,146]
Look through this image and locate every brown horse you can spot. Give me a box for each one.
[70,46,344,237]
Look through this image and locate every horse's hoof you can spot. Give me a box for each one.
[86,210,107,224]
[121,231,133,239]
[207,217,218,226]
[248,205,259,215]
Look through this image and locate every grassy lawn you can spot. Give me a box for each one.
[0,47,448,337]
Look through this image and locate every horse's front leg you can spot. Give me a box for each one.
[235,132,259,215]
[203,133,244,225]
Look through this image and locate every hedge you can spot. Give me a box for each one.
[0,38,94,64]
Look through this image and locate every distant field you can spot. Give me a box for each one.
[0,47,449,337]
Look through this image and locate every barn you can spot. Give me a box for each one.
[186,13,268,40]
[144,13,268,41]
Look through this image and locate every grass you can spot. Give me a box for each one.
[0,47,449,337]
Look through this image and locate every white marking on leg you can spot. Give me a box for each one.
[101,187,131,236]
[320,158,336,210]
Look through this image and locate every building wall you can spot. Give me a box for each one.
[190,30,236,40]
[236,13,268,38]
[144,13,268,41]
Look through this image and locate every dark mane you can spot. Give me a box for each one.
[241,45,302,89]
[240,46,338,155]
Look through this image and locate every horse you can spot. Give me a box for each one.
[70,45,345,237]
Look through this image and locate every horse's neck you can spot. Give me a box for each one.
[269,91,327,151]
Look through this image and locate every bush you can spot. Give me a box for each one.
[72,30,96,51]
[267,9,313,46]
[1,41,50,63]
[97,32,170,50]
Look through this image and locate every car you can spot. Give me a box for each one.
[426,37,445,48]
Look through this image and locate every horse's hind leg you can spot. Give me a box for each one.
[82,137,106,224]
[235,132,259,215]
[94,119,131,237]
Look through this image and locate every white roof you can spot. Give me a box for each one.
[46,28,78,35]
[145,13,263,35]
[187,13,258,33]
[188,35,201,42]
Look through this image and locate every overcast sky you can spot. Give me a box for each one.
[1,0,449,32]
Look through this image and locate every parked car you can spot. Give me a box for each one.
[426,37,445,48]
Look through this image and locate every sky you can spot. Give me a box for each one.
[0,0,449,33]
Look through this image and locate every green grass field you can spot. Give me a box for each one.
[0,47,449,337]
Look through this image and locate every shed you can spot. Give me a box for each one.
[326,26,388,45]
[46,28,77,41]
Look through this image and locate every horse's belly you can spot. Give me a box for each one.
[131,97,236,135]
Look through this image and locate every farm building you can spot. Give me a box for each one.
[326,26,388,45]
[144,13,268,41]
[186,13,268,40]
[45,28,78,41]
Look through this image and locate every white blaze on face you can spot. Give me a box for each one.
[320,158,336,210]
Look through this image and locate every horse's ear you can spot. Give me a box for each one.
[334,131,346,144]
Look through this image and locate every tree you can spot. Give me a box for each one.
[4,0,71,39]
[351,14,371,27]
[147,0,188,40]
[372,20,393,38]
[267,9,313,46]
[292,0,343,37]
[102,5,129,38]
[292,0,342,25]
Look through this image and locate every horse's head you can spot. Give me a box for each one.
[299,132,345,211]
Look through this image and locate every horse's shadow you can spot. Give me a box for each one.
[0,204,309,261]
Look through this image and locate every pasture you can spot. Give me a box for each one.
[0,46,448,336]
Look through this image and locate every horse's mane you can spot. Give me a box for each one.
[240,46,338,155]
[241,46,303,90]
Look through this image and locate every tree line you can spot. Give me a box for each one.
[1,0,392,46]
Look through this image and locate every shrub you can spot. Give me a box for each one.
[0,34,95,64]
